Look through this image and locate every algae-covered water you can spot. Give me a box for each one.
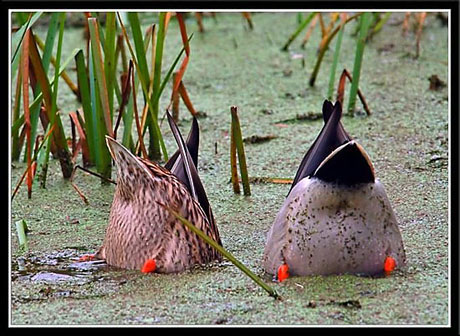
[10,12,449,325]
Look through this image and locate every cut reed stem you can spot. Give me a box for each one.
[230,106,251,196]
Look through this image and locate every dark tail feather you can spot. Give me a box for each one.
[288,100,351,195]
[166,112,221,244]
[166,111,197,199]
[165,117,199,171]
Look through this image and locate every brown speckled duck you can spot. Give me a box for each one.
[263,100,406,277]
[95,113,222,273]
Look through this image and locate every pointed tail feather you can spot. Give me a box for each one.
[166,112,222,245]
[288,100,351,195]
[164,116,199,171]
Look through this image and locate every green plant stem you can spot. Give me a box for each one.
[231,106,251,196]
[281,12,317,51]
[348,12,372,113]
[327,16,346,100]
[309,13,361,87]
[165,206,279,299]
[369,12,391,39]
[37,12,66,188]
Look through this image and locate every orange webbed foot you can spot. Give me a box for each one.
[277,263,289,282]
[384,256,396,275]
[141,259,157,273]
[78,254,95,262]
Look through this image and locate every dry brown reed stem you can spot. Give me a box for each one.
[130,60,149,160]
[241,12,254,30]
[336,69,371,116]
[21,30,32,199]
[301,14,319,48]
[318,13,339,52]
[70,165,117,204]
[195,12,204,32]
[171,72,180,122]
[318,13,326,37]
[69,111,90,164]
[178,82,198,116]
[12,124,56,200]
[309,13,362,87]
[402,12,411,36]
[230,122,240,194]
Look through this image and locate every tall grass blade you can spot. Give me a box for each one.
[25,13,59,165]
[117,12,168,161]
[88,17,114,137]
[281,12,317,51]
[88,45,111,180]
[327,14,347,100]
[27,48,80,113]
[131,65,149,159]
[75,50,96,164]
[347,12,372,113]
[368,12,391,40]
[12,65,23,161]
[104,12,117,117]
[28,29,73,179]
[11,11,43,75]
[148,12,168,161]
[36,12,66,188]
[127,13,150,90]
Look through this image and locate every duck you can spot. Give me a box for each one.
[95,112,222,273]
[263,100,406,277]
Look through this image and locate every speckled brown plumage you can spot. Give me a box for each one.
[96,118,221,273]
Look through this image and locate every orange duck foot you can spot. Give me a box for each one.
[384,256,396,275]
[141,259,157,273]
[78,254,95,262]
[277,263,289,282]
